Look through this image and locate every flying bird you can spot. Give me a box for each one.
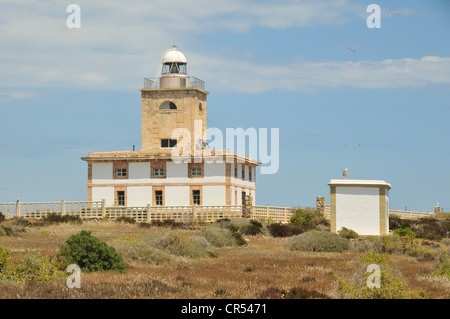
[345,144,360,150]
[347,48,356,53]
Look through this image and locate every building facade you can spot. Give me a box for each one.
[82,46,260,207]
[328,179,391,236]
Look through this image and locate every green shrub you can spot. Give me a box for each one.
[338,268,405,299]
[113,238,178,266]
[0,225,13,237]
[42,213,82,225]
[268,223,303,237]
[0,246,11,272]
[151,219,184,228]
[13,218,33,227]
[359,251,389,265]
[413,218,447,241]
[151,232,215,258]
[199,226,247,247]
[115,216,136,224]
[289,207,327,230]
[3,250,64,283]
[432,250,450,278]
[112,233,216,265]
[0,212,5,223]
[58,230,126,273]
[338,227,359,240]
[393,227,416,239]
[389,214,411,230]
[286,231,351,252]
[241,220,263,235]
[372,235,425,257]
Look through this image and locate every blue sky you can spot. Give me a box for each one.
[0,0,449,211]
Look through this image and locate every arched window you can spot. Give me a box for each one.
[160,101,177,110]
[198,103,203,111]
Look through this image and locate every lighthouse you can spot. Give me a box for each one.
[82,46,260,207]
[141,46,207,152]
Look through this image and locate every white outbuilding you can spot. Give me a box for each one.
[328,179,391,236]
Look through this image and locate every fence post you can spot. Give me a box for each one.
[16,199,21,218]
[192,205,197,223]
[101,199,106,220]
[61,200,66,215]
[147,204,152,223]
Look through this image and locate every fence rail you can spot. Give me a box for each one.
[252,205,294,224]
[323,204,435,220]
[143,76,205,90]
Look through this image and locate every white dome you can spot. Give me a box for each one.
[162,47,187,64]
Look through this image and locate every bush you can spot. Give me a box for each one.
[286,231,351,252]
[241,220,263,235]
[112,232,216,265]
[0,225,13,237]
[338,268,405,299]
[338,227,359,240]
[199,226,247,247]
[58,230,126,273]
[432,250,450,278]
[42,213,82,225]
[115,216,136,224]
[3,250,64,283]
[13,218,33,227]
[289,207,327,230]
[413,218,447,241]
[152,232,215,258]
[373,235,425,257]
[393,227,416,239]
[359,251,389,265]
[0,246,11,272]
[268,223,303,237]
[0,212,5,223]
[151,219,185,228]
[389,214,411,230]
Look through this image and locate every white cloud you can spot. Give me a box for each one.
[0,0,448,93]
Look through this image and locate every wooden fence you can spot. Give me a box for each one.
[323,204,435,220]
[251,205,294,224]
[0,200,440,224]
[0,200,103,220]
[0,200,243,223]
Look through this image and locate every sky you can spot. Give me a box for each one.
[0,0,449,212]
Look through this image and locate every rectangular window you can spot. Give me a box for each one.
[154,168,164,177]
[115,169,127,177]
[249,167,252,182]
[161,139,177,148]
[191,168,202,177]
[242,165,245,181]
[155,191,163,206]
[193,190,201,205]
[117,191,125,206]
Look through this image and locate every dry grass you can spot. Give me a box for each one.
[0,220,448,299]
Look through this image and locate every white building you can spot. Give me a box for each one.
[328,179,391,236]
[82,47,260,207]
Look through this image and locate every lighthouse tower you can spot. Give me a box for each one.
[82,46,260,208]
[141,46,207,152]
